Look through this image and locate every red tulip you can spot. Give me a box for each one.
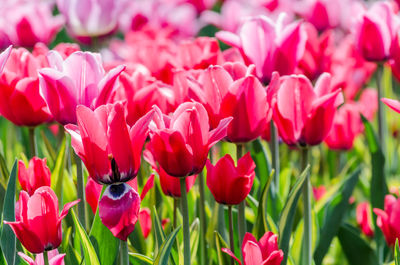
[217,14,306,83]
[19,249,65,265]
[39,51,125,125]
[356,202,374,237]
[206,153,255,205]
[65,102,154,184]
[85,177,103,214]
[312,185,326,201]
[222,232,284,265]
[272,73,343,146]
[4,187,79,253]
[374,195,400,246]
[353,1,399,61]
[144,148,197,198]
[18,157,51,196]
[0,47,51,126]
[149,102,232,177]
[99,183,140,241]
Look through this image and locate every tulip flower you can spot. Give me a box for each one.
[4,187,79,253]
[18,249,65,265]
[353,1,399,61]
[356,202,374,237]
[138,208,152,239]
[296,0,341,31]
[85,177,103,214]
[312,185,326,201]
[0,2,63,48]
[56,0,127,38]
[65,102,154,184]
[149,102,232,177]
[273,72,343,146]
[382,97,400,114]
[206,153,255,205]
[39,51,125,125]
[0,46,11,74]
[216,14,306,83]
[0,47,52,126]
[373,195,400,246]
[99,183,140,241]
[18,157,51,196]
[222,232,284,265]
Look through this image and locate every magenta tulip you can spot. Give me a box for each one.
[65,102,154,184]
[206,153,255,205]
[5,187,79,253]
[374,195,400,246]
[356,202,374,238]
[18,157,51,196]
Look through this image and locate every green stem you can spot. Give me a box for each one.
[173,197,178,228]
[180,177,191,265]
[121,240,129,265]
[301,147,311,265]
[43,251,50,265]
[28,127,37,158]
[198,172,206,265]
[236,143,246,245]
[73,152,87,229]
[377,64,385,151]
[228,205,235,265]
[269,121,279,220]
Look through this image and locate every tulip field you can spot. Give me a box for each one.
[2,0,400,264]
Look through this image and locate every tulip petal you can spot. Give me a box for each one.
[221,248,242,265]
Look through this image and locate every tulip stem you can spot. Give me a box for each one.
[173,197,178,228]
[236,143,246,246]
[301,147,311,265]
[270,121,279,220]
[28,127,37,158]
[376,64,385,152]
[121,240,129,265]
[198,172,206,265]
[180,177,191,265]
[43,251,50,265]
[73,153,87,229]
[228,205,235,265]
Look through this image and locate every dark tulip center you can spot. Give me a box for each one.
[109,183,126,198]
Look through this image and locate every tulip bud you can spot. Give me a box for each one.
[18,157,51,196]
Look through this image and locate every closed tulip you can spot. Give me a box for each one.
[217,14,306,83]
[222,232,284,265]
[0,47,51,126]
[273,73,343,146]
[353,1,399,61]
[39,51,125,125]
[99,183,140,241]
[149,102,232,177]
[18,157,51,196]
[296,0,341,31]
[206,153,255,205]
[374,195,400,246]
[4,187,79,253]
[65,102,154,184]
[356,202,374,237]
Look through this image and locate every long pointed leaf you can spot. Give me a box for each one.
[153,226,180,265]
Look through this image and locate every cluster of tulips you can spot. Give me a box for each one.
[3,0,400,265]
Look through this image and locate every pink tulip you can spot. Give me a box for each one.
[0,47,52,126]
[5,187,79,253]
[222,232,284,265]
[18,157,51,196]
[39,51,125,125]
[56,0,128,38]
[374,195,400,246]
[0,46,11,74]
[138,208,152,239]
[18,249,65,265]
[382,97,400,114]
[296,0,341,31]
[0,2,63,47]
[353,1,399,61]
[65,102,154,184]
[273,72,343,146]
[216,14,306,83]
[206,153,255,205]
[149,102,232,177]
[312,185,326,201]
[356,202,374,238]
[99,183,140,241]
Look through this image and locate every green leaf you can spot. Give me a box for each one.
[214,232,231,265]
[0,244,7,265]
[395,239,400,265]
[250,139,271,189]
[278,165,310,265]
[89,196,119,265]
[152,207,166,251]
[253,169,274,238]
[338,223,378,265]
[1,160,17,265]
[51,136,67,202]
[153,226,180,265]
[313,167,361,265]
[361,116,388,210]
[70,210,100,265]
[129,253,153,264]
[190,218,200,260]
